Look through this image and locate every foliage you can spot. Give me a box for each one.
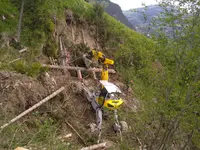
[128,0,200,149]
[90,2,110,49]
[0,116,79,149]
[11,60,47,77]
[43,37,58,58]
[0,1,18,34]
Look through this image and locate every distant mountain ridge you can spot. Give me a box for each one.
[123,5,181,37]
[86,0,135,30]
[123,5,164,27]
[104,1,135,29]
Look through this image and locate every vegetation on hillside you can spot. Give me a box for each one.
[130,0,200,149]
[0,0,199,149]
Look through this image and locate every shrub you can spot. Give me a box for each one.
[11,60,47,77]
[43,38,58,58]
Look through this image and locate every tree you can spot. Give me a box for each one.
[17,0,24,42]
[132,0,200,149]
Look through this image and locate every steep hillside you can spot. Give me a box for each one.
[1,0,200,149]
[0,0,156,149]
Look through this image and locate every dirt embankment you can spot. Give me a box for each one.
[0,70,85,119]
[0,70,98,131]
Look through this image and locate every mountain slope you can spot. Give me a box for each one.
[104,1,135,29]
[87,0,135,29]
[124,5,164,26]
[124,5,164,34]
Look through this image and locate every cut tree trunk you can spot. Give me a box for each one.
[80,142,107,150]
[0,86,65,130]
[19,48,27,53]
[42,64,116,74]
[17,0,24,42]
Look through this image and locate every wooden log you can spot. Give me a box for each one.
[42,64,116,74]
[59,37,68,74]
[17,0,24,42]
[19,48,27,53]
[92,71,97,80]
[15,147,29,150]
[0,86,65,130]
[8,58,21,64]
[49,57,53,65]
[58,133,72,140]
[2,15,6,21]
[80,142,107,150]
[60,37,63,53]
[77,70,83,80]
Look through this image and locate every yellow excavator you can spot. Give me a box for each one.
[83,50,124,143]
[86,50,124,110]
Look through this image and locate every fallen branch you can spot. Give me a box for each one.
[77,69,83,80]
[66,121,87,146]
[42,64,116,73]
[2,15,6,21]
[8,58,21,64]
[0,86,65,130]
[19,48,27,53]
[58,133,72,140]
[92,71,97,80]
[80,142,107,150]
[15,147,29,150]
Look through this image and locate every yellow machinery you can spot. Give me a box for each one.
[83,49,124,143]
[97,80,124,110]
[87,50,124,110]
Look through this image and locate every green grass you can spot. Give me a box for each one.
[0,1,18,33]
[0,116,80,150]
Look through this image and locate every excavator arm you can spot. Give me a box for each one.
[86,50,114,81]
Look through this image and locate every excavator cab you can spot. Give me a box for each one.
[96,80,124,110]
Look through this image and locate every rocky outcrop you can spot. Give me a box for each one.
[104,1,135,30]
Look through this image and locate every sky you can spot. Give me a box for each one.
[110,0,158,10]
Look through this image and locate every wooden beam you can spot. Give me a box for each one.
[8,58,21,64]
[19,48,27,53]
[80,142,107,150]
[77,70,83,80]
[0,87,65,130]
[42,64,116,74]
[92,71,97,80]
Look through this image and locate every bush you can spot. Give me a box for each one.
[11,60,47,77]
[44,19,55,33]
[43,38,58,58]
